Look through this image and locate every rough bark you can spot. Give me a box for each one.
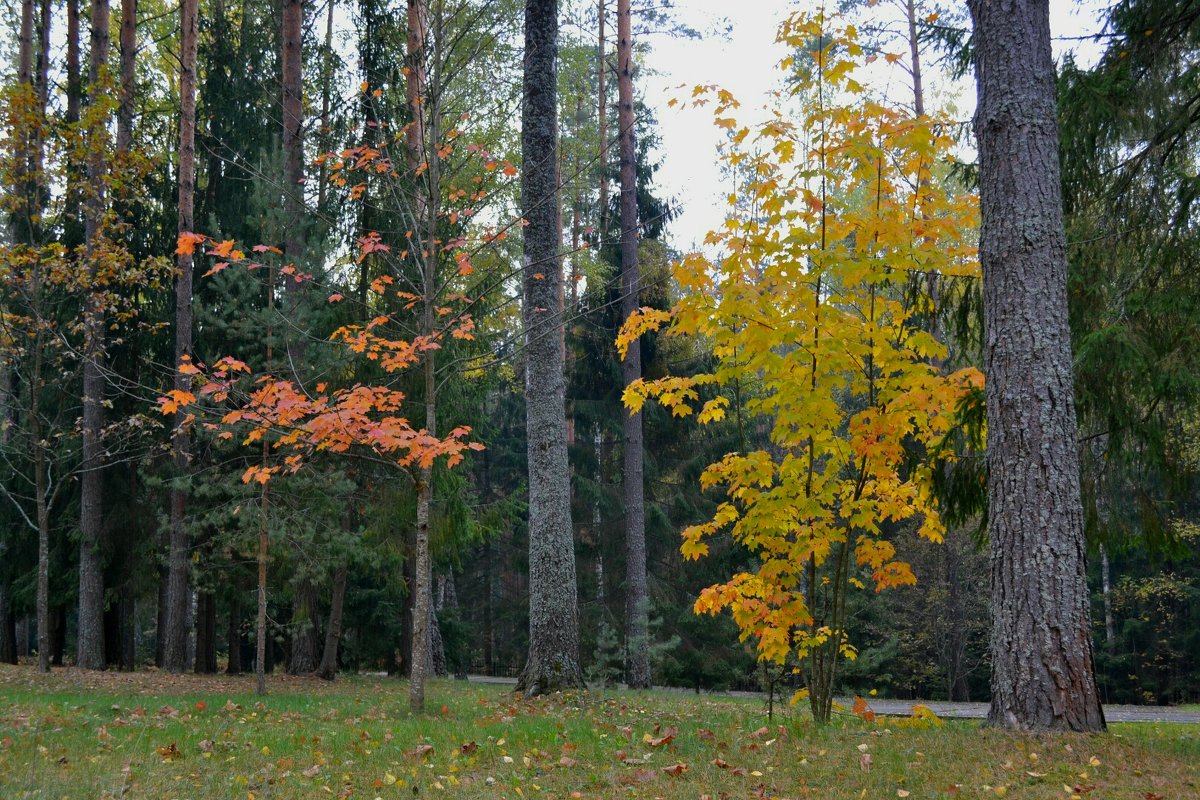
[288,579,320,674]
[256,478,269,695]
[970,0,1106,732]
[77,0,112,673]
[315,565,348,680]
[516,0,586,697]
[163,0,197,673]
[616,0,649,690]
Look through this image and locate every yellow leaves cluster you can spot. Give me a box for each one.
[618,11,982,673]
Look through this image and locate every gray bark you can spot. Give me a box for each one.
[905,0,924,116]
[597,0,608,236]
[77,0,112,672]
[515,0,586,697]
[117,0,135,154]
[163,0,197,673]
[616,0,649,690]
[970,0,1105,732]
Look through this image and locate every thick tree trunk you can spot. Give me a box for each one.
[970,0,1105,732]
[315,565,348,680]
[77,0,112,673]
[194,592,217,673]
[288,579,320,674]
[32,329,50,673]
[164,0,197,674]
[616,0,649,690]
[516,0,586,697]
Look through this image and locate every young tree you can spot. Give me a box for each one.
[968,0,1105,731]
[620,12,980,723]
[516,0,586,696]
[615,0,649,690]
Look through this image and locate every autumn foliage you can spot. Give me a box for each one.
[618,12,981,722]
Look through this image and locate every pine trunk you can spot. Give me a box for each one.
[616,0,649,690]
[969,0,1105,732]
[194,592,216,672]
[288,580,320,674]
[315,565,348,680]
[117,0,135,153]
[164,0,198,673]
[77,0,113,672]
[516,0,586,697]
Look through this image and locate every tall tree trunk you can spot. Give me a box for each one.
[164,0,198,673]
[256,478,269,695]
[405,0,435,713]
[12,0,33,243]
[597,0,608,236]
[77,0,113,671]
[315,565,348,680]
[616,0,649,690]
[969,0,1105,732]
[516,0,586,697]
[29,314,49,672]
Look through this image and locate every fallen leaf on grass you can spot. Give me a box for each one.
[643,726,677,747]
[302,764,321,778]
[406,744,434,759]
[155,742,182,761]
[663,763,688,776]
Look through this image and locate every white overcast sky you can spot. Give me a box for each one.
[640,0,1110,252]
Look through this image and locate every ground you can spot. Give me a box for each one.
[1,665,1197,799]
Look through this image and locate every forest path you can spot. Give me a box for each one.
[465,675,1200,723]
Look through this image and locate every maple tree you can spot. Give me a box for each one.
[618,12,980,723]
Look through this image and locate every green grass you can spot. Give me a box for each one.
[1,665,1197,799]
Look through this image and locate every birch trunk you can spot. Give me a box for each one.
[969,0,1105,732]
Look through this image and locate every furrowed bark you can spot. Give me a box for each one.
[969,0,1105,732]
[516,0,586,697]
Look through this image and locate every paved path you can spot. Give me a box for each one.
[464,675,1200,723]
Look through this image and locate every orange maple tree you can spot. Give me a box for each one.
[618,12,981,723]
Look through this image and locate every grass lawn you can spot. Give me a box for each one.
[1,665,1196,799]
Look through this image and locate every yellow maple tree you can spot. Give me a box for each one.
[619,11,981,723]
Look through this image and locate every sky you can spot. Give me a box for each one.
[640,0,1110,253]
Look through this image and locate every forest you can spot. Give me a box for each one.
[0,0,1199,751]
